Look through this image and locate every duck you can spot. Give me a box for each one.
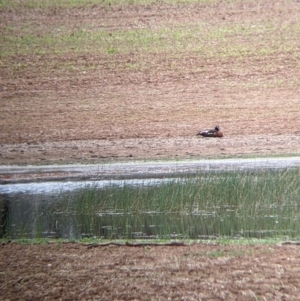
[197,126,223,138]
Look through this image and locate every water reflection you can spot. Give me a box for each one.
[0,178,177,195]
[0,178,178,239]
[1,157,300,183]
[1,165,299,240]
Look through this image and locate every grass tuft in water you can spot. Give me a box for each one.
[66,168,300,239]
[3,168,300,240]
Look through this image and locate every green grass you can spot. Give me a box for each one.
[4,169,300,240]
[2,0,300,91]
[3,21,299,57]
[2,20,300,90]
[2,13,300,94]
[0,236,294,246]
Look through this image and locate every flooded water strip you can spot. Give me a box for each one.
[1,160,299,240]
[0,178,178,195]
[1,157,300,184]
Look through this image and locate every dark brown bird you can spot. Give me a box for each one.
[197,126,223,138]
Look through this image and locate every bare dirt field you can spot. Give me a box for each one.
[1,0,300,166]
[1,0,300,300]
[2,242,300,301]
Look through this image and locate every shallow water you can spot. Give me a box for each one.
[1,156,300,194]
[1,157,299,239]
[1,157,300,180]
[0,178,177,195]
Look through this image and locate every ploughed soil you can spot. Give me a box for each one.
[1,1,300,300]
[1,0,300,166]
[2,242,300,301]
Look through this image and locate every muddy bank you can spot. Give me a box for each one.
[1,135,300,167]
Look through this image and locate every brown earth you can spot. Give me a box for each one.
[2,242,300,301]
[0,0,300,166]
[1,1,300,300]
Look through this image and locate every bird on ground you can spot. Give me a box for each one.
[197,126,223,137]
